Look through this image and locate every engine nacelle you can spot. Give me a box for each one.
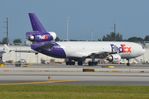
[26,31,57,42]
[107,54,121,63]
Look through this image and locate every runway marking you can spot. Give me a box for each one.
[0,80,79,85]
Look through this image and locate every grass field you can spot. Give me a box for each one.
[0,85,149,99]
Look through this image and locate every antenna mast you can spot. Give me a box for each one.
[66,17,70,41]
[4,17,9,45]
[114,24,116,34]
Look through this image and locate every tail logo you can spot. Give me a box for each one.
[37,34,49,40]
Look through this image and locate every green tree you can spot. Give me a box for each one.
[2,37,9,44]
[13,38,22,45]
[127,37,144,42]
[55,37,61,41]
[144,35,149,41]
[102,32,123,41]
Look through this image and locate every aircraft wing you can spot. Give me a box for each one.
[68,43,120,58]
[71,50,111,59]
[14,50,37,53]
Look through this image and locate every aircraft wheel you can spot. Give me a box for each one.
[88,61,93,66]
[88,61,98,66]
[126,59,130,66]
[78,61,83,66]
[127,62,130,66]
[66,62,69,65]
[66,61,75,65]
[71,61,75,65]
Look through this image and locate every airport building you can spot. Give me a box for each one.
[1,45,64,64]
[137,42,149,64]
[0,43,149,64]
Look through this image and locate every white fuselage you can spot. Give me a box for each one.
[57,41,145,59]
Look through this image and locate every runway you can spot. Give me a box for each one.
[50,72,149,86]
[0,64,149,86]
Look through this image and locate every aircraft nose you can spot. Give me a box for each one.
[142,48,146,54]
[139,43,146,55]
[140,45,146,55]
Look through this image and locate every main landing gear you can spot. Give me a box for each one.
[77,59,84,66]
[88,61,98,66]
[66,58,75,65]
[88,55,98,66]
[65,56,98,66]
[65,58,85,66]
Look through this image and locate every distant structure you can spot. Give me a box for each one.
[114,24,116,34]
[4,17,9,45]
[66,17,70,41]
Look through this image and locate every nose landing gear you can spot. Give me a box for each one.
[126,58,130,66]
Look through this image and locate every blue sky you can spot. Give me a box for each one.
[0,0,149,41]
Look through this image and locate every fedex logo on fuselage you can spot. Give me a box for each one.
[111,44,132,53]
[37,34,49,40]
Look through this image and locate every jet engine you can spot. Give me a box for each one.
[106,54,121,63]
[26,32,57,42]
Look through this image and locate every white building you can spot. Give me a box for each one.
[1,45,64,64]
[137,43,149,63]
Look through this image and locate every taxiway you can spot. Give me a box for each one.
[0,63,149,86]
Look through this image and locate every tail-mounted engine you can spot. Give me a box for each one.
[26,31,57,42]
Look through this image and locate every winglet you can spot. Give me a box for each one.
[4,44,11,53]
[29,13,47,33]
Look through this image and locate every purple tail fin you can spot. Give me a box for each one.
[29,13,47,33]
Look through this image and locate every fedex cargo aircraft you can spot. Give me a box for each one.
[26,13,145,66]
